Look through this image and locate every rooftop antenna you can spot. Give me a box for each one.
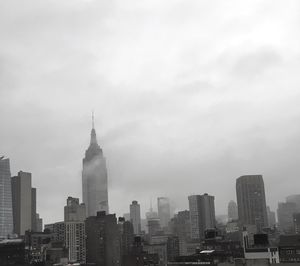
[92,110,95,129]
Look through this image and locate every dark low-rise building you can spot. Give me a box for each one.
[279,234,300,263]
[0,239,26,266]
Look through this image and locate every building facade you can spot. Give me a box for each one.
[0,157,14,239]
[11,171,36,236]
[130,201,141,235]
[236,175,268,230]
[227,200,238,222]
[64,197,86,222]
[188,193,215,240]
[82,120,109,217]
[65,221,86,263]
[157,197,171,229]
[85,211,120,266]
[277,202,297,234]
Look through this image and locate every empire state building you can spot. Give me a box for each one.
[82,118,109,216]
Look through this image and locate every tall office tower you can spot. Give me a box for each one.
[157,197,171,228]
[169,210,190,255]
[0,157,13,239]
[286,194,300,212]
[65,222,86,263]
[267,206,276,228]
[31,188,37,231]
[64,197,86,222]
[277,202,297,233]
[118,217,134,260]
[35,213,43,232]
[11,171,36,236]
[85,211,120,266]
[236,175,268,230]
[188,193,216,240]
[130,201,141,235]
[82,116,109,217]
[293,213,300,234]
[227,200,238,222]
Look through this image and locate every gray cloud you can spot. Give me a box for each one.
[1,0,300,224]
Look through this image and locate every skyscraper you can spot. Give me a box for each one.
[130,201,141,235]
[236,175,268,230]
[277,202,297,233]
[0,157,13,239]
[82,116,109,217]
[157,197,171,228]
[227,200,238,222]
[11,171,35,236]
[188,193,215,240]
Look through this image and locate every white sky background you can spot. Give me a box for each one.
[1,0,300,224]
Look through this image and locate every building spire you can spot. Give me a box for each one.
[90,111,98,146]
[92,110,95,129]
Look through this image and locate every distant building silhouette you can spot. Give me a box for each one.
[11,171,36,236]
[277,202,297,233]
[227,200,238,222]
[188,193,216,240]
[0,157,13,239]
[130,201,141,235]
[267,206,276,228]
[82,116,109,216]
[157,197,171,229]
[286,194,300,212]
[236,175,268,231]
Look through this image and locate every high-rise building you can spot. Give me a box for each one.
[267,206,276,228]
[65,222,86,263]
[82,116,109,217]
[227,200,238,222]
[0,157,13,239]
[31,188,37,231]
[157,197,171,228]
[85,211,120,266]
[188,193,215,240]
[130,201,141,235]
[286,195,300,212]
[64,197,86,263]
[64,197,86,222]
[35,213,43,232]
[11,171,36,236]
[236,175,268,230]
[277,202,297,233]
[169,210,190,255]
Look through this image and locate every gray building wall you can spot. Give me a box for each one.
[130,200,141,235]
[236,175,268,230]
[0,157,13,239]
[11,171,32,236]
[64,197,86,222]
[31,188,37,231]
[188,193,215,240]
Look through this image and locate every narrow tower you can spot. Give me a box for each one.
[82,115,109,216]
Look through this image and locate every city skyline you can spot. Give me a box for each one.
[1,0,300,226]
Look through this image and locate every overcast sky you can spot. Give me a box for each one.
[1,0,300,225]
